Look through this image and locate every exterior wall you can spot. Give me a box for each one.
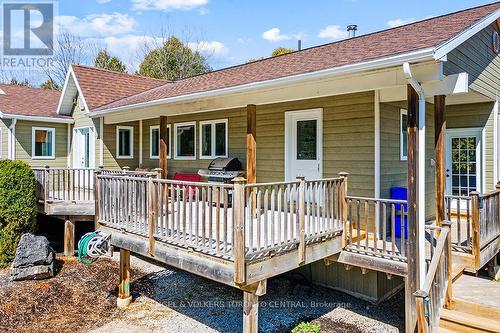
[0,119,9,160]
[380,101,435,220]
[14,120,69,168]
[69,100,100,168]
[444,22,500,100]
[103,91,375,197]
[447,102,496,192]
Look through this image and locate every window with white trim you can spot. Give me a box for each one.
[150,124,171,159]
[400,109,408,161]
[116,126,134,159]
[32,127,55,159]
[174,122,196,160]
[200,119,228,159]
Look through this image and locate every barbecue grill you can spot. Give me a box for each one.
[198,157,244,184]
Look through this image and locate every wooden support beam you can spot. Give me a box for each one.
[117,248,132,308]
[64,217,75,257]
[94,169,101,230]
[246,104,257,184]
[434,95,446,227]
[243,291,259,333]
[339,172,349,248]
[406,84,420,333]
[233,177,247,284]
[471,191,481,269]
[443,221,453,309]
[159,116,168,179]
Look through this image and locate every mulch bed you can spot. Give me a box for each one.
[0,257,141,333]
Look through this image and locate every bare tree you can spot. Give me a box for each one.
[43,31,91,86]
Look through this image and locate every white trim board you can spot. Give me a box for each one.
[32,126,56,160]
[199,119,228,159]
[116,125,134,159]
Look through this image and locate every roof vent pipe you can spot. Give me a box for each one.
[347,25,357,38]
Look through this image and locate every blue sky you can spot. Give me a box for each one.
[32,0,500,71]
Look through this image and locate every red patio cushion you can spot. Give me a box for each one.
[173,173,201,182]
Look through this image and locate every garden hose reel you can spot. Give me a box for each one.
[77,231,111,264]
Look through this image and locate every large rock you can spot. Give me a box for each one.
[11,233,56,281]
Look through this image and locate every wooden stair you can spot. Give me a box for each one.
[439,274,500,332]
[451,264,465,283]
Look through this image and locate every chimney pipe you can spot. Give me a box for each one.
[347,24,357,38]
[298,39,302,51]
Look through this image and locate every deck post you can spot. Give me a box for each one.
[64,216,75,256]
[297,176,306,264]
[233,177,247,284]
[148,177,156,256]
[243,291,259,333]
[339,172,349,247]
[44,165,50,210]
[471,191,481,269]
[117,248,132,308]
[94,169,101,229]
[246,104,257,184]
[434,95,446,227]
[442,221,453,309]
[159,116,168,179]
[405,84,420,333]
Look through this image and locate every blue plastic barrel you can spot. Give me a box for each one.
[391,187,408,239]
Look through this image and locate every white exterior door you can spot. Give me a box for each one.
[73,127,95,187]
[285,109,323,181]
[446,128,482,196]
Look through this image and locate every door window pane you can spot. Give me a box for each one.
[215,122,226,156]
[401,111,408,159]
[33,128,54,157]
[84,131,90,168]
[450,135,478,196]
[201,124,212,157]
[296,120,317,160]
[176,124,195,158]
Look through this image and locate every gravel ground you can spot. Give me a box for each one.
[91,253,404,333]
[0,253,404,333]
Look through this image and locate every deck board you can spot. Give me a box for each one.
[453,274,500,310]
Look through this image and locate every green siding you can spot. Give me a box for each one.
[14,120,69,167]
[444,22,500,100]
[69,101,100,168]
[104,92,375,198]
[447,102,496,192]
[380,101,435,220]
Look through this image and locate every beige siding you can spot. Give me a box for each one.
[0,119,10,160]
[105,92,375,197]
[69,102,100,168]
[14,120,69,167]
[444,22,500,100]
[380,101,435,220]
[447,102,496,192]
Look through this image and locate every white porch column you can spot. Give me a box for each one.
[7,119,16,160]
[99,117,104,167]
[139,119,143,167]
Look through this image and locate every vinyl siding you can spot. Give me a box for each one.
[104,91,375,198]
[447,102,496,192]
[443,22,500,100]
[0,119,9,159]
[380,101,435,220]
[69,100,100,168]
[14,120,69,167]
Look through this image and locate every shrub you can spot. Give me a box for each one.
[0,160,37,267]
[291,321,321,333]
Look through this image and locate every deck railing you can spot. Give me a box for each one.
[415,224,452,333]
[33,167,159,204]
[343,196,408,262]
[477,189,500,249]
[444,194,472,253]
[243,177,344,261]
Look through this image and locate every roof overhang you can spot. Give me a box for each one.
[56,65,90,115]
[0,111,74,124]
[91,47,438,120]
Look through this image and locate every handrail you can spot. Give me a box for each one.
[420,227,449,295]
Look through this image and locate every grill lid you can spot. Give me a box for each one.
[208,157,242,171]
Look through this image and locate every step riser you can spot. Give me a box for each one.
[440,319,496,333]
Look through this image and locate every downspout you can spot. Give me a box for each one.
[8,119,17,160]
[403,62,426,289]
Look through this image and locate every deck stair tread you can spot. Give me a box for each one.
[451,264,465,283]
[439,308,500,333]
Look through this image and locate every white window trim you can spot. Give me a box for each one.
[32,127,55,160]
[174,121,196,160]
[150,124,171,159]
[400,109,408,161]
[199,119,228,159]
[116,125,134,159]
